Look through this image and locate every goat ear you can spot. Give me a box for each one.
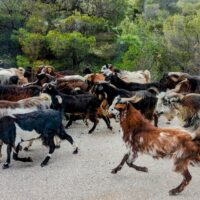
[55,95,62,104]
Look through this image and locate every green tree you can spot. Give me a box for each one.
[18,28,46,61]
[46,30,95,67]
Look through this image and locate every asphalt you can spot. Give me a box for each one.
[0,117,199,200]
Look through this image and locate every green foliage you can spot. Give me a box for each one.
[18,28,46,61]
[16,55,30,67]
[0,0,200,76]
[26,16,49,34]
[55,13,107,35]
[46,30,95,67]
[163,12,200,73]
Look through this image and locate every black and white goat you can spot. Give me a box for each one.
[0,109,78,169]
[0,93,57,157]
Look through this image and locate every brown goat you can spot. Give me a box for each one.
[109,96,200,195]
[0,85,40,101]
[56,78,88,91]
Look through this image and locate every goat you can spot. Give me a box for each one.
[42,83,111,133]
[84,73,105,89]
[91,82,132,106]
[101,64,151,83]
[0,93,53,156]
[105,73,166,92]
[109,95,200,195]
[0,67,28,85]
[0,85,41,101]
[155,92,176,124]
[155,92,200,137]
[91,82,158,126]
[56,77,88,91]
[0,110,78,169]
[159,72,190,90]
[170,76,200,93]
[0,93,51,118]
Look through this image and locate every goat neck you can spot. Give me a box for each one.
[119,103,155,142]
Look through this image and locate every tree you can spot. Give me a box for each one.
[163,13,200,73]
[18,28,46,61]
[46,30,95,67]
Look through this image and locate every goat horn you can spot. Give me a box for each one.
[121,95,143,103]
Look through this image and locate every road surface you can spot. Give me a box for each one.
[0,117,199,200]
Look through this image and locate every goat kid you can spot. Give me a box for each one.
[109,96,200,195]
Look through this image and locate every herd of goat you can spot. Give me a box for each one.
[1,63,200,195]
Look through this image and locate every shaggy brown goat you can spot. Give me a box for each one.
[109,96,200,195]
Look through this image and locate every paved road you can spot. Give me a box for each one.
[0,117,199,200]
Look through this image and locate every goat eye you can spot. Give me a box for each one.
[162,99,168,106]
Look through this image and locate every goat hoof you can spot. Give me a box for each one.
[169,189,179,196]
[88,130,93,134]
[140,167,148,172]
[2,163,9,169]
[55,145,60,149]
[27,157,33,162]
[108,126,113,130]
[111,168,118,174]
[40,162,47,167]
[73,148,78,154]
[24,147,29,151]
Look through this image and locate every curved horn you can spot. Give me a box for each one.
[121,95,143,104]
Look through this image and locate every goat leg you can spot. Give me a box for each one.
[102,116,112,130]
[2,144,12,169]
[88,114,99,134]
[0,140,3,163]
[41,137,55,167]
[65,117,73,129]
[13,144,33,162]
[126,151,148,172]
[126,162,148,172]
[24,140,34,151]
[169,169,192,195]
[54,136,61,149]
[24,136,41,151]
[111,153,129,174]
[153,113,158,127]
[58,127,78,154]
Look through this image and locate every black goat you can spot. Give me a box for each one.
[91,82,132,105]
[106,73,166,92]
[0,109,78,169]
[91,82,158,126]
[42,83,111,133]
